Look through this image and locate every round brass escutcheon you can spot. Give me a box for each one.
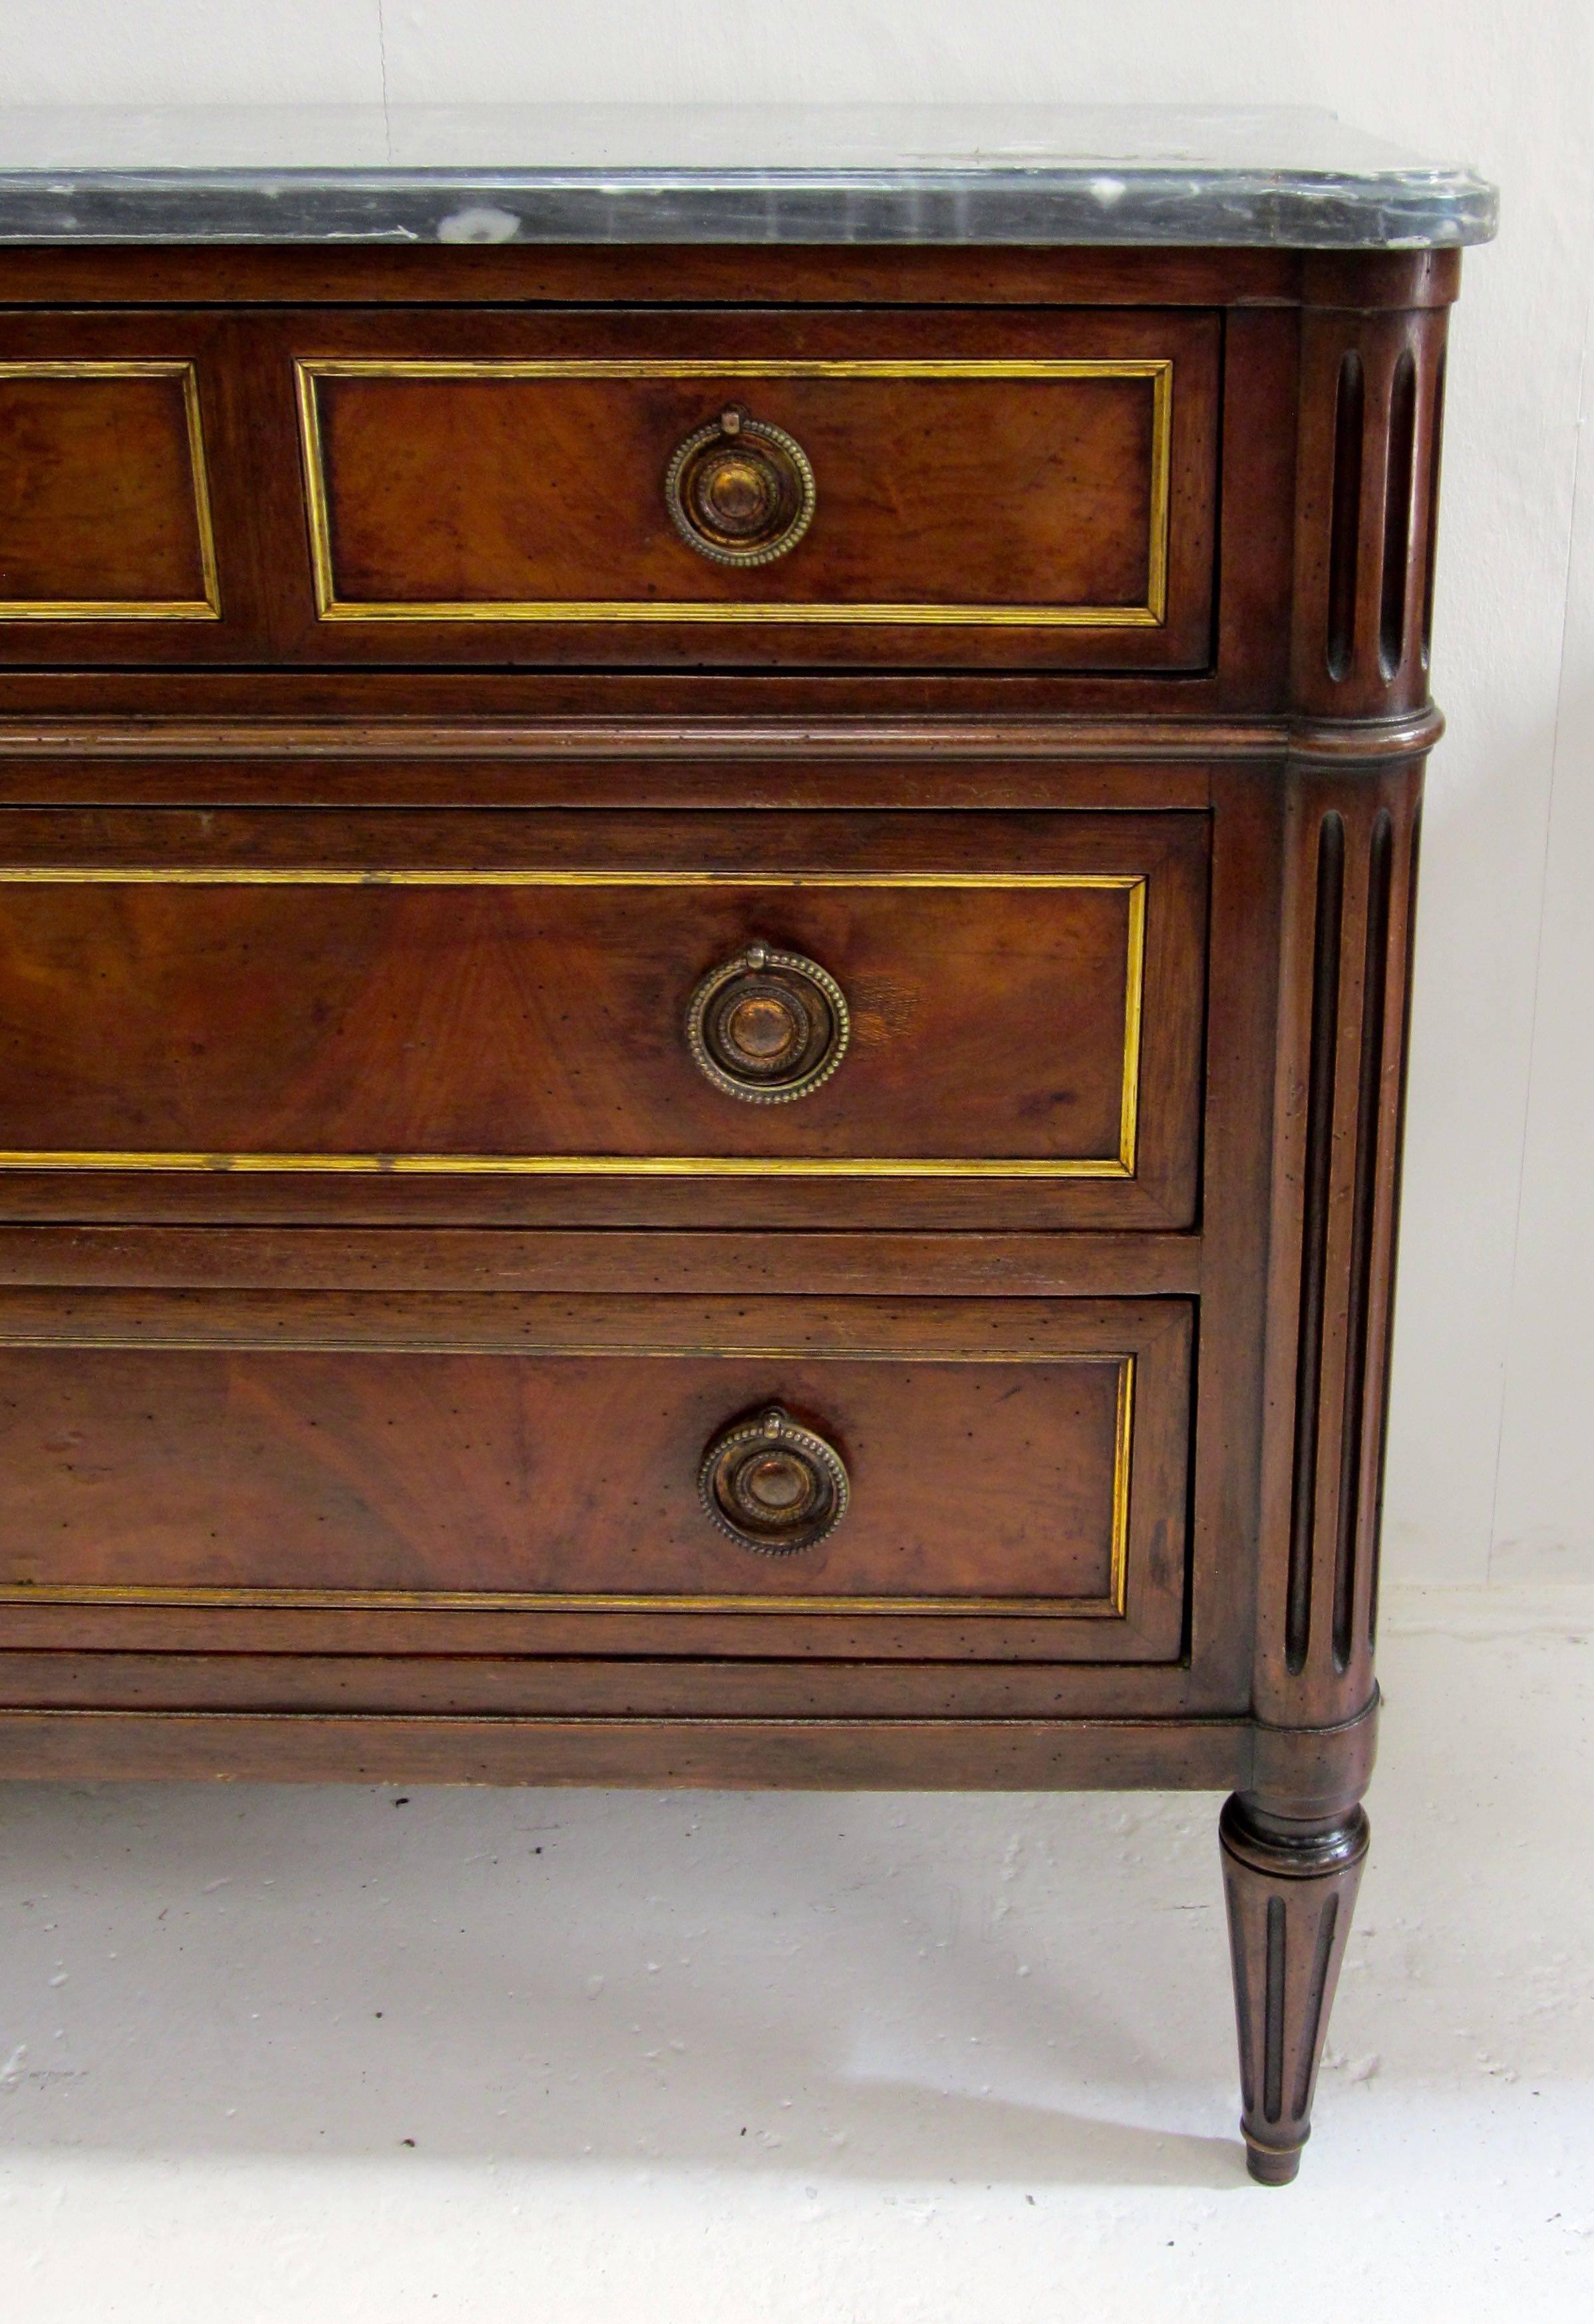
[685,941,850,1104]
[665,404,816,568]
[698,1405,850,1555]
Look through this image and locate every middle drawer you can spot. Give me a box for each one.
[0,807,1207,1231]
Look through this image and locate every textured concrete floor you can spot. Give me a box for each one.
[1,1584,1589,2322]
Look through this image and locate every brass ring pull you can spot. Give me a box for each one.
[685,941,850,1104]
[698,1405,850,1555]
[665,404,816,567]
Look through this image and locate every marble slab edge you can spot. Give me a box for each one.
[0,168,1499,249]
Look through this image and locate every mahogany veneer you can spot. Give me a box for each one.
[0,230,1474,2185]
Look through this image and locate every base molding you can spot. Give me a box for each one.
[0,1705,1379,1794]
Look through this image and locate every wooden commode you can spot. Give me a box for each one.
[0,104,1496,2183]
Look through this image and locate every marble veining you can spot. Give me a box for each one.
[0,104,1497,249]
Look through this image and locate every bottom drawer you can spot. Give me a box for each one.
[0,1291,1190,1663]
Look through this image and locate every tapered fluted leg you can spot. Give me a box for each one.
[1219,1792,1369,2184]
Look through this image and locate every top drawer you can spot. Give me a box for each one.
[0,307,1220,671]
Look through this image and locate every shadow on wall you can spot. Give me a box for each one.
[0,1781,1241,2188]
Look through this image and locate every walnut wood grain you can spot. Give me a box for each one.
[0,1650,1219,1719]
[0,1226,1202,1297]
[0,235,1476,2184]
[1291,305,1450,719]
[1254,758,1420,1727]
[0,1291,1192,1665]
[1221,1792,1370,2184]
[0,1709,1255,1792]
[0,310,269,667]
[0,365,212,612]
[0,806,1206,1233]
[0,304,1219,673]
[280,307,1218,672]
[0,242,1458,313]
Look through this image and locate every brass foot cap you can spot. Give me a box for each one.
[1245,2138,1303,2187]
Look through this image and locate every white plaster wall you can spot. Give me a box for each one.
[4,0,1589,1590]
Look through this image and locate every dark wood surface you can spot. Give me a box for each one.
[0,363,213,612]
[299,307,1218,669]
[316,362,1168,609]
[0,806,1205,1230]
[0,240,1460,311]
[0,309,268,665]
[0,236,1469,2180]
[1221,1792,1370,2183]
[0,303,1219,671]
[0,1291,1191,1661]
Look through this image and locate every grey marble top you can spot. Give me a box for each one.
[0,104,1497,250]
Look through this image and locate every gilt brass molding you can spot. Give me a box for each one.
[0,1353,1134,1623]
[295,356,1173,627]
[0,868,1146,1180]
[0,361,220,622]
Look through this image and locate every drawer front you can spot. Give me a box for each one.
[0,314,262,665]
[0,361,215,618]
[0,307,1218,670]
[0,808,1207,1230]
[0,1292,1191,1662]
[289,307,1218,668]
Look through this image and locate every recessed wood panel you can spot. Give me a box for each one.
[307,362,1164,620]
[0,1292,1191,1662]
[0,807,1207,1230]
[281,307,1219,669]
[0,363,218,619]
